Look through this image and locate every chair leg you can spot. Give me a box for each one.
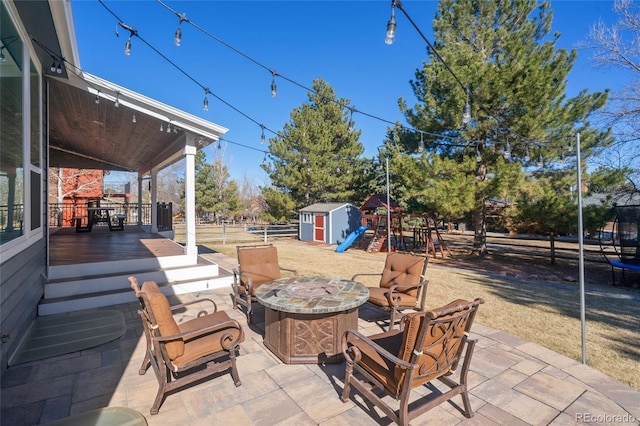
[458,339,477,418]
[230,352,242,387]
[389,308,398,330]
[340,361,353,402]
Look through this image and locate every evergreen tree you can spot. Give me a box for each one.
[262,78,367,216]
[192,149,240,221]
[394,0,611,254]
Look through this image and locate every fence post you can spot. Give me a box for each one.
[264,225,268,242]
[223,222,226,244]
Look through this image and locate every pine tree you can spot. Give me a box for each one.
[394,0,611,253]
[262,78,367,216]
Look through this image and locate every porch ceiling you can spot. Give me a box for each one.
[48,77,189,173]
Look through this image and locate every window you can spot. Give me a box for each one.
[302,213,312,224]
[0,7,24,244]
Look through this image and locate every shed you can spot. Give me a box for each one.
[299,203,362,245]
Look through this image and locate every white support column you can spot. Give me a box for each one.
[184,137,198,256]
[137,175,143,226]
[150,169,158,233]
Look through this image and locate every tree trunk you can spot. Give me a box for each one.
[549,232,556,265]
[473,199,488,255]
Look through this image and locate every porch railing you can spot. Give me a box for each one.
[48,203,153,227]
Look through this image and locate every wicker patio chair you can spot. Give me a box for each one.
[341,297,484,425]
[231,244,298,323]
[129,277,244,415]
[352,251,429,328]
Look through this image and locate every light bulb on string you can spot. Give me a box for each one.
[114,92,120,108]
[271,72,277,97]
[476,143,482,162]
[166,122,171,133]
[203,94,209,111]
[537,149,544,168]
[418,131,424,153]
[462,88,471,124]
[174,13,188,46]
[502,141,512,160]
[132,112,136,123]
[385,5,397,45]
[95,91,101,104]
[524,144,530,162]
[260,125,266,144]
[159,122,163,132]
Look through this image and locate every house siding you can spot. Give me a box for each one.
[0,238,46,372]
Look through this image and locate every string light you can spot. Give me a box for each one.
[385,3,397,45]
[271,71,277,97]
[166,121,171,133]
[132,112,136,123]
[418,131,424,153]
[159,121,163,131]
[260,125,266,144]
[117,22,138,56]
[203,88,210,111]
[476,142,482,162]
[174,13,187,46]
[95,90,101,104]
[462,87,471,124]
[114,91,120,107]
[524,144,530,162]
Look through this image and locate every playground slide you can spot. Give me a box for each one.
[335,225,370,253]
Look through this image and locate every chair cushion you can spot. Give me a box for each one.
[368,287,418,308]
[141,281,183,360]
[173,311,245,367]
[346,329,405,395]
[238,246,282,294]
[379,253,425,297]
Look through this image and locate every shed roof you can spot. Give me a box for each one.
[299,203,354,213]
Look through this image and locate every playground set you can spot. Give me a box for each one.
[335,194,451,258]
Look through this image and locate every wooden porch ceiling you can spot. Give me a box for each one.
[48,78,189,173]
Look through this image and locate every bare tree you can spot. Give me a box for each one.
[582,0,640,193]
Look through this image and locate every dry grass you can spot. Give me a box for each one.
[198,237,640,392]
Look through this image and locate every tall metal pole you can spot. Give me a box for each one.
[386,157,391,253]
[576,132,586,364]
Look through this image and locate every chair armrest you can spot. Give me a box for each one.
[155,317,243,346]
[351,272,382,281]
[387,280,429,307]
[280,267,299,276]
[342,329,413,369]
[169,298,218,315]
[387,280,429,293]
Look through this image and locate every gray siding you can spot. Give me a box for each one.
[0,239,46,372]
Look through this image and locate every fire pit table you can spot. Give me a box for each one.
[255,275,369,364]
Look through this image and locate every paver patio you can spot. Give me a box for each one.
[1,254,639,425]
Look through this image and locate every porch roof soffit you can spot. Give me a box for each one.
[48,72,228,175]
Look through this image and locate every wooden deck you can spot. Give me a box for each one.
[49,225,185,266]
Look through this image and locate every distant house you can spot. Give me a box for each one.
[299,203,361,245]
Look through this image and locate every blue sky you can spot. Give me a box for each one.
[71,1,626,187]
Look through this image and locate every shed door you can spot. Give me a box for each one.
[314,214,325,242]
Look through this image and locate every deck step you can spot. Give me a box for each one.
[45,262,220,299]
[38,275,233,316]
[39,255,234,316]
[48,254,199,281]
